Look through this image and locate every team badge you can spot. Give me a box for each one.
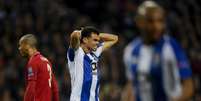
[28,67,34,77]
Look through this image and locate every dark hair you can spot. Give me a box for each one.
[80,26,99,42]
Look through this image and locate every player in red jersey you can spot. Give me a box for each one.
[18,34,59,101]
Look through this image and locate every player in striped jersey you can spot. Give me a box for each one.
[67,26,118,101]
[123,1,194,101]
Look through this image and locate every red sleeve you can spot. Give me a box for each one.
[24,65,37,101]
[24,81,36,101]
[51,74,59,101]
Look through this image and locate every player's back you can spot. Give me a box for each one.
[27,52,53,101]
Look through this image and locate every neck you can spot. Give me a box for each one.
[81,44,90,53]
[28,48,38,58]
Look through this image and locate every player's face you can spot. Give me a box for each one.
[18,41,30,57]
[86,33,100,51]
[144,9,165,42]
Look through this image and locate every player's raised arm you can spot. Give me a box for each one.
[69,30,81,50]
[99,33,118,51]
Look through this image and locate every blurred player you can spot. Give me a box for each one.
[67,26,118,101]
[18,34,59,101]
[123,1,194,101]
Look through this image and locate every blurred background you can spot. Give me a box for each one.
[0,0,201,100]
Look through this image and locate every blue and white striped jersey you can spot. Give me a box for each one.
[67,44,103,101]
[123,35,192,101]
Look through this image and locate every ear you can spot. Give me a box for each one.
[83,37,88,44]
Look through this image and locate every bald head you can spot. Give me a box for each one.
[19,34,38,48]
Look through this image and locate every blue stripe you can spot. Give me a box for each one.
[67,48,75,61]
[81,55,92,101]
[169,37,192,78]
[95,65,101,101]
[179,68,192,79]
[135,84,141,101]
[130,39,141,101]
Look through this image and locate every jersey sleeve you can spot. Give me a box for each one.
[67,48,75,62]
[93,42,104,57]
[170,38,192,79]
[67,46,84,62]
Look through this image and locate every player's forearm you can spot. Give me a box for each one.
[70,30,81,49]
[99,33,118,42]
[99,33,118,51]
[174,78,194,101]
[24,81,36,101]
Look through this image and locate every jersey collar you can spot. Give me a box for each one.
[28,51,40,63]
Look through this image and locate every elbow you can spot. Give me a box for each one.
[189,81,194,98]
[114,35,118,43]
[70,32,80,39]
[183,78,194,99]
[188,78,194,97]
[70,30,81,39]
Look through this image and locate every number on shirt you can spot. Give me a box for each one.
[47,64,52,88]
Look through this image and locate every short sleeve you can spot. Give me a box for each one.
[67,48,75,62]
[170,38,192,79]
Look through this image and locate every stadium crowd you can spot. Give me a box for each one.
[0,0,200,100]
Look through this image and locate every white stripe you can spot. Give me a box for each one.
[138,45,153,73]
[69,47,85,101]
[162,41,182,100]
[138,45,153,101]
[123,39,141,80]
[89,74,98,101]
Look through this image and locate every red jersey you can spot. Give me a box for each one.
[24,52,59,101]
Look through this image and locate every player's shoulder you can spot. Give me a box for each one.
[67,46,84,62]
[163,35,179,44]
[163,35,182,49]
[32,54,49,64]
[124,37,142,54]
